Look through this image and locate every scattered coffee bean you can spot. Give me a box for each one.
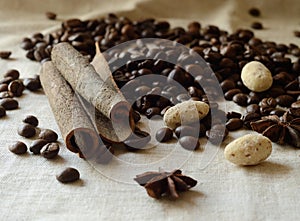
[178,136,200,151]
[251,22,263,30]
[18,123,36,138]
[0,105,6,118]
[294,31,300,38]
[248,7,261,17]
[29,139,48,154]
[243,112,261,128]
[8,80,24,97]
[23,78,41,91]
[0,77,13,84]
[145,107,161,119]
[0,98,18,110]
[0,51,12,59]
[39,129,58,142]
[232,93,248,106]
[4,69,20,80]
[224,89,242,100]
[23,115,39,127]
[155,127,173,142]
[41,142,59,159]
[246,104,260,113]
[275,95,295,107]
[56,167,80,183]
[8,141,27,154]
[175,125,199,138]
[45,11,57,20]
[0,83,8,92]
[226,118,244,131]
[260,98,277,108]
[226,111,242,120]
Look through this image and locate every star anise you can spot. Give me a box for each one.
[250,110,300,148]
[134,169,197,199]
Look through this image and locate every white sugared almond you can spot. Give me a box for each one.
[163,100,209,129]
[224,134,272,166]
[241,61,273,92]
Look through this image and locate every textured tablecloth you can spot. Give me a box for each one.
[1,0,300,220]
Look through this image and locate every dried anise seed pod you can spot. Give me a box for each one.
[134,169,197,199]
[250,109,300,148]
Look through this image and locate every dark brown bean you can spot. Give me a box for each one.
[251,22,263,30]
[155,127,173,142]
[18,123,36,138]
[8,141,27,154]
[23,78,41,91]
[41,143,59,159]
[232,93,248,106]
[8,80,24,97]
[175,125,199,138]
[56,167,80,183]
[224,89,242,100]
[178,136,200,151]
[248,8,261,17]
[275,95,295,107]
[0,77,13,84]
[246,104,260,114]
[4,69,20,80]
[29,139,48,154]
[0,84,8,92]
[243,112,261,128]
[45,11,57,20]
[220,80,235,92]
[260,97,277,108]
[145,107,161,119]
[39,129,58,142]
[0,51,11,59]
[226,111,242,119]
[226,118,243,131]
[0,98,18,110]
[294,31,300,38]
[270,109,285,116]
[0,105,6,117]
[0,91,13,99]
[23,115,39,127]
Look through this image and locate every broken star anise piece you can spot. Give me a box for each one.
[250,110,300,148]
[134,169,197,199]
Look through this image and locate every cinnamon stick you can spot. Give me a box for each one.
[40,61,100,158]
[51,42,134,133]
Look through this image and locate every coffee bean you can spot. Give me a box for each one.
[251,22,263,30]
[221,79,236,92]
[270,109,285,116]
[0,84,8,92]
[226,118,243,131]
[243,112,261,128]
[29,139,48,154]
[206,124,228,145]
[0,98,18,110]
[39,129,58,142]
[291,100,300,109]
[226,111,242,119]
[224,89,242,100]
[124,129,151,150]
[41,142,59,159]
[0,76,13,84]
[23,115,39,127]
[275,95,295,107]
[175,125,199,138]
[260,97,277,108]
[0,91,14,99]
[18,123,36,138]
[294,31,300,38]
[0,105,6,118]
[248,8,261,17]
[8,141,27,154]
[0,51,11,59]
[45,11,57,20]
[232,93,248,106]
[155,127,173,142]
[246,104,260,113]
[145,107,161,119]
[4,69,20,80]
[8,80,24,97]
[178,136,200,151]
[56,167,80,183]
[23,78,41,91]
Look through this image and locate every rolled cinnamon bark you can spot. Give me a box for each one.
[51,42,134,132]
[40,61,100,158]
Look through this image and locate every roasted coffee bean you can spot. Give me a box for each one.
[275,95,295,107]
[270,109,285,116]
[4,69,20,80]
[291,100,300,108]
[124,129,151,150]
[0,105,6,117]
[206,124,228,145]
[8,80,24,97]
[8,141,27,154]
[178,136,200,151]
[243,112,261,128]
[221,79,235,92]
[41,143,59,159]
[45,11,57,20]
[288,108,300,117]
[155,127,173,142]
[29,139,48,154]
[0,76,13,84]
[145,107,161,119]
[56,167,80,183]
[18,123,36,138]
[23,115,39,127]
[246,104,260,113]
[226,118,243,131]
[0,98,18,110]
[226,111,242,119]
[175,125,199,138]
[0,84,8,92]
[248,7,261,17]
[0,51,11,59]
[251,22,263,30]
[23,78,41,91]
[232,93,248,106]
[224,89,242,100]
[294,31,300,38]
[0,91,14,99]
[39,129,58,142]
[260,97,277,108]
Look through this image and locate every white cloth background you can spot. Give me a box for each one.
[1,0,300,220]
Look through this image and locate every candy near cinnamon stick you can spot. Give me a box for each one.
[40,61,101,159]
[51,42,134,140]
